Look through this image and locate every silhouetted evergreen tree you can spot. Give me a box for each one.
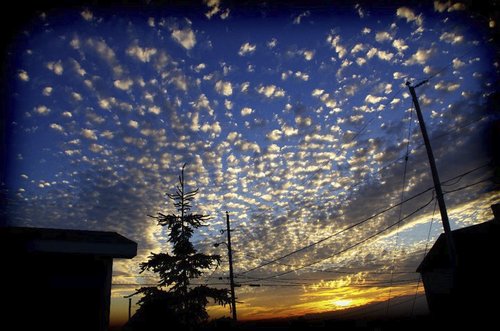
[130,164,230,331]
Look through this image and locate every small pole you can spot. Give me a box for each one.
[225,211,237,322]
[406,80,457,269]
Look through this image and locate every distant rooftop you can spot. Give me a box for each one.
[0,226,137,258]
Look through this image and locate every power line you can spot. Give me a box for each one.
[386,99,413,314]
[246,196,435,282]
[236,162,491,276]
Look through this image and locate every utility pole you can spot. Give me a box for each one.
[225,211,238,322]
[128,297,132,321]
[406,80,457,269]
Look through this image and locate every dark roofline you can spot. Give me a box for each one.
[0,226,137,258]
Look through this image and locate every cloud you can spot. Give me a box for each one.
[303,50,314,61]
[396,7,423,26]
[293,11,310,25]
[434,81,460,92]
[356,57,367,66]
[81,9,93,21]
[72,92,83,101]
[114,78,134,90]
[81,129,98,140]
[365,95,386,104]
[171,28,196,50]
[351,43,364,54]
[241,107,254,116]
[238,42,256,56]
[42,87,53,96]
[49,123,64,133]
[452,58,465,69]
[62,111,72,118]
[256,85,286,98]
[375,31,392,42]
[434,1,466,12]
[215,80,233,96]
[392,39,408,52]
[327,34,347,59]
[128,120,139,129]
[439,31,464,44]
[47,61,64,75]
[266,129,282,141]
[267,38,277,49]
[18,70,29,81]
[148,106,161,115]
[404,48,434,65]
[34,105,50,115]
[240,82,250,93]
[126,45,157,62]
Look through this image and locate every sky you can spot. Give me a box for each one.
[2,0,499,327]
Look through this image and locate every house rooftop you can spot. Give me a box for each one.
[0,226,137,258]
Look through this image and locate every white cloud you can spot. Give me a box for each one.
[452,58,465,69]
[34,105,50,115]
[434,1,466,12]
[362,27,371,34]
[101,130,114,139]
[267,38,277,49]
[240,82,250,93]
[293,11,310,24]
[266,129,282,141]
[114,78,134,90]
[356,57,367,66]
[282,125,298,136]
[191,112,200,131]
[375,31,392,42]
[205,0,220,19]
[50,123,64,133]
[227,131,239,141]
[351,43,364,54]
[294,71,309,81]
[72,92,83,101]
[303,50,314,61]
[396,7,423,26]
[190,94,214,115]
[126,45,157,62]
[434,81,460,92]
[89,144,103,153]
[42,87,53,96]
[365,95,386,104]
[18,70,29,81]
[215,80,233,96]
[149,106,161,115]
[171,28,196,50]
[311,89,324,97]
[47,61,64,75]
[404,48,434,65]
[128,120,139,129]
[393,71,406,79]
[241,107,254,116]
[377,50,394,61]
[257,85,285,98]
[366,48,378,59]
[392,39,408,52]
[439,31,464,44]
[81,129,97,140]
[327,34,347,59]
[224,99,233,110]
[62,111,72,118]
[238,42,256,56]
[81,9,93,21]
[194,63,206,72]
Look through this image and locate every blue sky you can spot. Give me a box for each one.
[2,0,499,324]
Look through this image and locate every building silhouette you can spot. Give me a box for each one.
[417,203,500,325]
[0,226,137,331]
